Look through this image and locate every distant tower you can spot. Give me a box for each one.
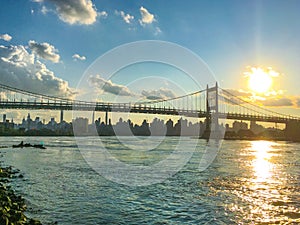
[60,110,64,123]
[92,111,95,124]
[105,110,108,125]
[27,113,31,130]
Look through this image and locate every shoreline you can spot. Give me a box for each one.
[0,134,297,142]
[0,160,42,224]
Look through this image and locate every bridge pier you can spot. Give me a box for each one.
[60,110,64,123]
[285,120,300,141]
[92,111,95,124]
[105,110,108,125]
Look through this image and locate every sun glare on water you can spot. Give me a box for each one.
[244,67,279,94]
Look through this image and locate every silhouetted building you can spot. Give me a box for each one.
[250,121,265,134]
[150,118,166,136]
[166,119,174,136]
[72,117,88,135]
[114,118,132,135]
[233,121,248,133]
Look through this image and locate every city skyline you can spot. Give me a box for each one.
[0,111,286,140]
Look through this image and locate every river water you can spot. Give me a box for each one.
[0,136,299,224]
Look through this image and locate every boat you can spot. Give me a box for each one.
[12,141,46,149]
[32,144,46,149]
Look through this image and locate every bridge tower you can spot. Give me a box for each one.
[202,82,220,139]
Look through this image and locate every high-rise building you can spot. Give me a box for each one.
[72,117,89,135]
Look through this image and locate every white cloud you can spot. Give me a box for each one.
[43,0,98,25]
[0,44,74,98]
[28,40,60,63]
[115,10,134,24]
[0,34,12,42]
[88,75,133,96]
[41,5,49,14]
[154,27,162,36]
[72,53,86,61]
[98,11,108,19]
[139,6,155,26]
[261,97,294,107]
[141,88,176,100]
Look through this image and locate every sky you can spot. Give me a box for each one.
[0,0,300,122]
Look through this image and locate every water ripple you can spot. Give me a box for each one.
[0,137,299,224]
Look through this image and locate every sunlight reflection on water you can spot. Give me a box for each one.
[233,141,300,224]
[1,137,299,224]
[251,141,275,183]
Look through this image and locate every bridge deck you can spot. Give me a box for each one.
[0,101,298,123]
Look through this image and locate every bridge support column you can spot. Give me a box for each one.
[285,121,300,141]
[92,111,95,124]
[60,110,64,123]
[105,110,108,125]
[212,82,220,138]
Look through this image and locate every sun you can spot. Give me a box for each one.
[248,68,272,93]
[244,67,278,94]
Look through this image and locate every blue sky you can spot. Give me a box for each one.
[0,0,300,121]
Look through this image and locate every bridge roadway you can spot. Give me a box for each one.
[0,101,298,124]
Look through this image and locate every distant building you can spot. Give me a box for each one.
[72,117,89,135]
[114,117,132,135]
[19,113,33,130]
[250,121,265,134]
[46,118,57,131]
[0,119,14,130]
[225,124,230,131]
[166,119,174,136]
[57,121,72,134]
[232,121,248,133]
[150,118,166,136]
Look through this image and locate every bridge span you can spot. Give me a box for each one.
[0,82,299,126]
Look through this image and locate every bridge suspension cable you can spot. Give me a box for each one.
[0,82,299,122]
[219,88,300,120]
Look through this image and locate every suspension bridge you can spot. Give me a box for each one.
[0,82,299,125]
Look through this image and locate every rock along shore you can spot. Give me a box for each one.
[0,165,42,225]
